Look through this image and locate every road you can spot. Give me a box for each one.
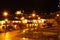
[0,27,59,40]
[0,30,35,40]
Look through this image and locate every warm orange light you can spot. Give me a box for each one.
[15,21,19,23]
[57,14,59,17]
[21,17,25,20]
[29,24,32,27]
[15,10,23,15]
[3,11,8,17]
[41,19,45,23]
[38,20,41,23]
[15,17,18,19]
[32,13,36,17]
[32,19,37,23]
[14,25,17,28]
[32,10,36,17]
[28,16,31,18]
[12,21,21,23]
[38,17,40,19]
[1,21,5,24]
[5,19,8,21]
[22,19,27,23]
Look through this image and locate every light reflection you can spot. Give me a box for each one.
[22,37,29,40]
[5,33,11,40]
[22,29,29,33]
[22,30,26,33]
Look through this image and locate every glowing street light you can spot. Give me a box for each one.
[32,19,37,23]
[32,13,36,17]
[3,11,8,17]
[22,19,27,23]
[57,14,59,17]
[4,19,8,22]
[15,10,23,15]
[20,17,25,20]
[32,10,36,17]
[38,17,41,19]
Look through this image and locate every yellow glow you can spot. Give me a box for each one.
[19,21,21,23]
[3,11,8,16]
[12,21,15,23]
[5,19,8,21]
[0,25,3,29]
[29,24,32,27]
[12,21,21,23]
[5,33,11,40]
[22,37,29,40]
[15,17,18,19]
[23,30,26,33]
[41,19,45,23]
[15,10,23,15]
[35,27,37,29]
[22,19,27,23]
[1,21,5,24]
[28,16,31,18]
[38,20,41,23]
[57,14,59,16]
[0,21,6,29]
[38,17,40,19]
[32,19,37,23]
[7,21,10,23]
[15,21,19,23]
[26,24,28,27]
[35,24,38,26]
[21,17,25,20]
[14,25,17,28]
[32,13,36,17]
[22,37,26,40]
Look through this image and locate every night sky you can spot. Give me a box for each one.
[0,0,59,14]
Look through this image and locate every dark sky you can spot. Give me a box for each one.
[0,0,59,14]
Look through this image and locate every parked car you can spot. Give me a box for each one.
[6,25,14,31]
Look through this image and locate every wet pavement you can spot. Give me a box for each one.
[0,28,59,40]
[0,30,35,40]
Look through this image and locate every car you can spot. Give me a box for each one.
[6,25,14,31]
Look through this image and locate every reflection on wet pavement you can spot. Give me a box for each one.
[0,31,32,40]
[0,30,59,40]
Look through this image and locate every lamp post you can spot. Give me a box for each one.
[32,10,36,18]
[3,11,8,18]
[3,11,8,29]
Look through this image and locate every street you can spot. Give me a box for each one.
[0,30,37,40]
[0,26,59,40]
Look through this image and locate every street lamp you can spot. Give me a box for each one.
[32,13,36,17]
[3,11,8,17]
[32,10,36,17]
[4,19,8,22]
[15,10,23,15]
[57,14,59,17]
[38,17,41,19]
[3,11,9,28]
